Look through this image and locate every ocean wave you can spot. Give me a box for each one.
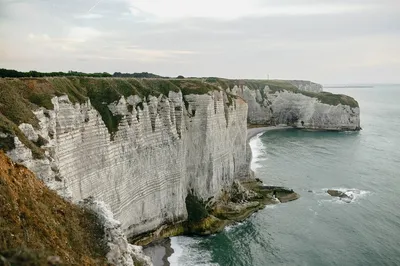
[224,221,245,232]
[169,237,219,266]
[249,133,266,171]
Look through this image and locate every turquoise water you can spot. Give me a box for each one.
[169,85,400,266]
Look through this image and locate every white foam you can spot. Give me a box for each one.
[169,237,184,265]
[169,236,219,266]
[224,221,245,232]
[321,188,370,204]
[249,133,266,171]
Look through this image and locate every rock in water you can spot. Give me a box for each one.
[327,189,353,202]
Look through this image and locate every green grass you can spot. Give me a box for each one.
[0,79,40,128]
[0,77,226,151]
[300,91,359,108]
[169,79,218,95]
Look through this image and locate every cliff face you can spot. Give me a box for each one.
[0,78,249,238]
[0,77,360,243]
[229,83,360,131]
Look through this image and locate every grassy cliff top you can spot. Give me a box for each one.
[0,77,358,156]
[0,77,224,150]
[0,151,107,265]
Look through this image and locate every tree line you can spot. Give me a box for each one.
[0,68,169,79]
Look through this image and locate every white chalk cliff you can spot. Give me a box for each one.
[7,90,249,238]
[229,85,360,130]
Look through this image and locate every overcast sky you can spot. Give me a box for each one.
[1,0,399,83]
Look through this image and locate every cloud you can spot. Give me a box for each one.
[74,13,103,19]
[103,45,198,62]
[67,27,102,42]
[125,0,376,20]
[27,27,102,44]
[24,26,103,55]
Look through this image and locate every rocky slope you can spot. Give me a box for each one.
[0,77,360,255]
[0,151,107,265]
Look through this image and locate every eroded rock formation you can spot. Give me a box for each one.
[0,77,360,250]
[229,83,360,130]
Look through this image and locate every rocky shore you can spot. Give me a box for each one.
[141,126,300,264]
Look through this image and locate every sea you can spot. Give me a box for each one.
[157,85,400,266]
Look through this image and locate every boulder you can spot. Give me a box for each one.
[327,189,352,202]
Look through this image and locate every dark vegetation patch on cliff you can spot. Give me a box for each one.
[185,192,209,223]
[0,151,107,265]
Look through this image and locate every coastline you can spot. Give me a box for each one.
[247,125,291,142]
[143,124,296,265]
